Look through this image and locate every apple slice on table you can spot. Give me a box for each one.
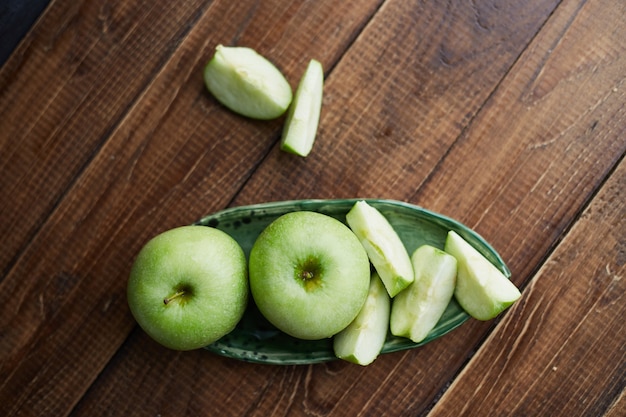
[346,200,414,297]
[127,226,248,351]
[333,272,390,365]
[390,245,457,343]
[203,44,292,120]
[444,230,521,320]
[280,59,324,157]
[249,211,371,340]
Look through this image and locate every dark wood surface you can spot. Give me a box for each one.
[1,0,624,415]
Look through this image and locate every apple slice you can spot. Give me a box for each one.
[346,200,414,297]
[444,230,521,320]
[280,59,324,157]
[203,44,292,120]
[333,272,390,365]
[390,245,457,343]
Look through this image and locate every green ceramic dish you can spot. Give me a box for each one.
[195,199,511,365]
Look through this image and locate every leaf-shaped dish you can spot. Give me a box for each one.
[195,199,511,365]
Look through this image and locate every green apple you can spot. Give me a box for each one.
[280,59,324,157]
[346,201,414,297]
[390,245,457,343]
[444,230,521,320]
[333,272,390,365]
[249,211,371,340]
[203,44,292,120]
[127,225,248,350]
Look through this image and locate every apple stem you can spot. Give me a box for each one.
[301,271,314,281]
[164,290,185,305]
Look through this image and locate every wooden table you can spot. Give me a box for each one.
[1,0,624,415]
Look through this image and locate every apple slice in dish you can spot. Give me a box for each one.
[195,199,511,365]
[203,45,292,120]
[346,200,414,297]
[333,272,390,366]
[390,245,457,343]
[444,230,521,320]
[280,59,324,157]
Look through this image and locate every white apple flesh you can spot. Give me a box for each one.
[249,211,371,340]
[127,226,248,350]
[390,245,457,343]
[280,59,324,157]
[203,44,292,120]
[346,201,414,297]
[444,230,521,320]
[333,272,390,365]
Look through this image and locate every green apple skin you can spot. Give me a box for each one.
[127,225,248,351]
[249,211,371,340]
[280,59,324,157]
[203,44,292,120]
[390,245,457,343]
[333,272,390,365]
[346,201,414,297]
[444,230,521,321]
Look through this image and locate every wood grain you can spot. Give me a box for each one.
[221,0,623,414]
[0,0,385,415]
[0,0,383,278]
[67,0,591,416]
[0,0,624,415]
[416,0,626,265]
[231,0,563,206]
[0,0,212,277]
[428,158,625,417]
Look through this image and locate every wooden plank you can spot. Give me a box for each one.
[82,0,624,415]
[0,0,213,277]
[1,0,622,416]
[307,0,624,414]
[605,391,626,417]
[0,1,385,415]
[414,0,626,268]
[427,158,625,417]
[67,0,577,416]
[230,0,564,207]
[0,0,380,278]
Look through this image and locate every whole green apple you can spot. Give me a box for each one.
[249,211,371,340]
[127,225,248,350]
